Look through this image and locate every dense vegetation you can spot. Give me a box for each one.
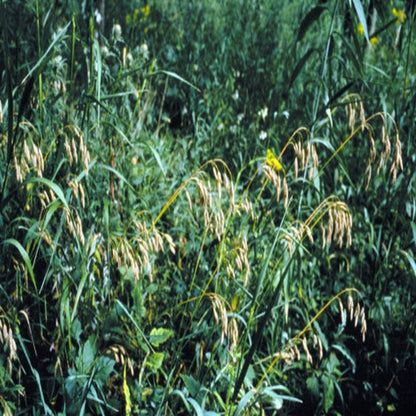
[1,0,415,414]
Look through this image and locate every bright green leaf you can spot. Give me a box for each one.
[149,327,174,347]
[146,352,164,370]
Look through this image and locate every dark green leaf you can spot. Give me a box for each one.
[297,6,327,43]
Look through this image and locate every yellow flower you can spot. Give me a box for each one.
[142,5,150,18]
[357,22,364,36]
[266,149,285,173]
[370,37,379,47]
[392,7,406,24]
[126,14,131,25]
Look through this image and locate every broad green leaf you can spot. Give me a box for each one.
[95,356,115,380]
[146,352,164,370]
[78,336,97,372]
[149,327,174,347]
[306,376,320,398]
[71,319,82,344]
[323,375,334,413]
[181,374,201,398]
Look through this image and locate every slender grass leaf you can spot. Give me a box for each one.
[333,31,363,78]
[22,21,70,85]
[296,6,326,43]
[170,389,192,412]
[13,75,35,146]
[28,177,69,210]
[97,163,138,194]
[3,238,37,293]
[326,81,357,106]
[16,332,54,414]
[364,63,391,79]
[401,250,416,277]
[123,364,132,416]
[116,299,155,353]
[102,122,136,147]
[261,389,283,410]
[147,143,167,177]
[334,379,344,407]
[71,270,89,324]
[187,398,204,416]
[151,70,201,92]
[101,91,145,99]
[234,390,255,416]
[352,0,370,43]
[289,49,316,88]
[332,344,356,373]
[0,1,14,166]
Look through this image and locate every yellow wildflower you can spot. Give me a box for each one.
[126,14,131,25]
[392,7,406,24]
[142,5,150,18]
[370,37,379,47]
[267,149,285,173]
[357,22,364,36]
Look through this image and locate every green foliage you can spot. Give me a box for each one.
[1,0,415,415]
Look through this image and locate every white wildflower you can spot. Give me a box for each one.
[259,130,268,141]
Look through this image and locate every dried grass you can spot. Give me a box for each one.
[342,94,402,188]
[0,312,18,376]
[256,288,366,387]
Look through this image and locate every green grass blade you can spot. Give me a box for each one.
[296,6,327,43]
[289,48,316,88]
[28,177,70,210]
[352,0,370,43]
[97,163,139,195]
[151,69,201,92]
[2,238,37,293]
[22,21,70,85]
[115,299,155,353]
[147,143,167,178]
[234,390,255,416]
